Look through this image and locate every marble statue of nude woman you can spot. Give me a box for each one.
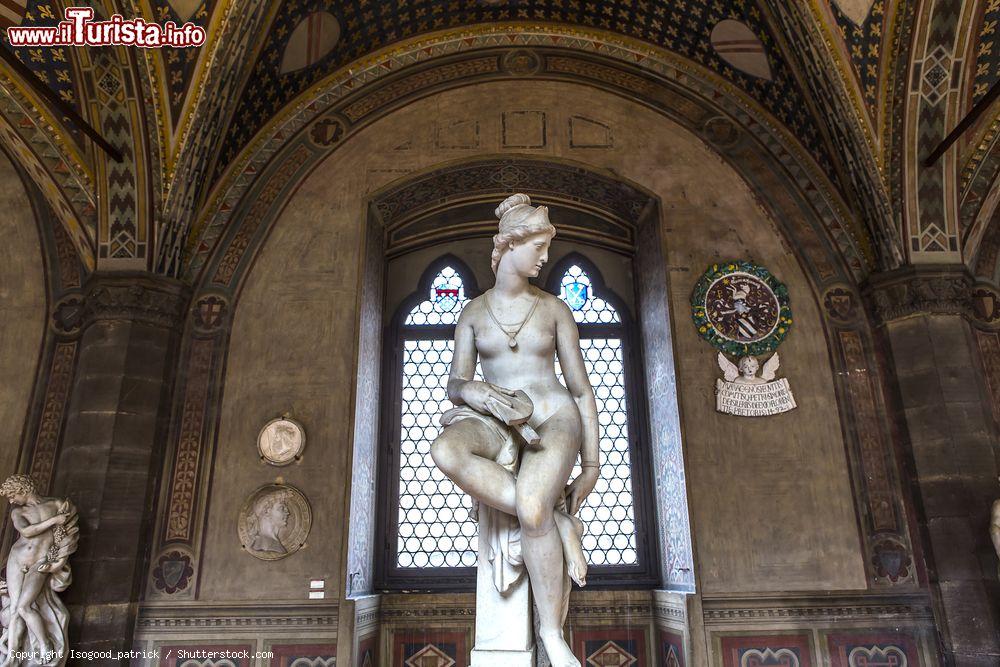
[431,194,600,667]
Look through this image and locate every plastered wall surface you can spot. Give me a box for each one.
[0,149,45,481]
[198,79,865,603]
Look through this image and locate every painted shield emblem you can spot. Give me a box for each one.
[434,287,460,312]
[161,559,186,589]
[564,281,589,311]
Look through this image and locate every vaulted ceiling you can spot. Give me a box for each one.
[2,0,999,283]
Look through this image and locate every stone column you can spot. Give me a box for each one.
[51,273,189,656]
[864,265,1000,665]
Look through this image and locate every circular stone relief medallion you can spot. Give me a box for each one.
[257,417,305,466]
[238,483,312,561]
[691,260,792,356]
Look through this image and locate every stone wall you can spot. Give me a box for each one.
[0,148,45,482]
[134,80,933,664]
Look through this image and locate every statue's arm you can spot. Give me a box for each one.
[554,302,599,465]
[447,307,478,404]
[10,507,65,538]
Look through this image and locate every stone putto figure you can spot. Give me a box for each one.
[431,194,600,667]
[0,474,79,667]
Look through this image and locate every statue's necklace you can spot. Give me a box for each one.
[484,289,541,349]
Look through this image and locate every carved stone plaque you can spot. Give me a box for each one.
[238,483,312,561]
[258,417,305,466]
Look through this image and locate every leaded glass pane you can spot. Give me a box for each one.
[397,339,481,568]
[555,339,637,566]
[405,266,468,326]
[559,264,620,324]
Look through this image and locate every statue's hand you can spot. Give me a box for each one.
[565,467,599,516]
[459,381,516,415]
[53,513,68,526]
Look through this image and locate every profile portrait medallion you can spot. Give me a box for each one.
[237,483,312,561]
[257,417,305,466]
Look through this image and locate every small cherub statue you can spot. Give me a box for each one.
[717,351,781,386]
[0,474,79,667]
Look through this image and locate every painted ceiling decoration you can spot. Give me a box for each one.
[709,19,773,81]
[166,0,204,23]
[150,0,216,125]
[210,0,828,189]
[279,10,341,75]
[830,0,885,113]
[833,0,878,26]
[1,1,85,145]
[0,0,27,29]
[971,0,1000,104]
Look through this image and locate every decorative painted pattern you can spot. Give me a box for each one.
[210,144,311,285]
[187,31,867,284]
[1,1,84,136]
[574,627,647,666]
[357,633,377,667]
[827,631,922,667]
[151,0,216,124]
[720,634,813,667]
[158,644,253,667]
[830,0,886,112]
[164,337,215,543]
[27,341,76,494]
[213,0,823,186]
[660,629,685,667]
[971,0,1000,103]
[268,644,336,667]
[838,331,897,533]
[976,330,1000,426]
[393,631,467,667]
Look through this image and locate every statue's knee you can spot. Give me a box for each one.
[517,502,554,536]
[430,436,457,473]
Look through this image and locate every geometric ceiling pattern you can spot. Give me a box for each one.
[1,0,84,145]
[971,0,1000,104]
[830,0,886,114]
[150,0,217,125]
[213,0,831,185]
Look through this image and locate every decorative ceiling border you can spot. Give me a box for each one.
[0,73,96,269]
[186,25,872,283]
[762,1,902,268]
[153,0,274,276]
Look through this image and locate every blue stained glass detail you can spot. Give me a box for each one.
[558,265,620,324]
[564,281,589,311]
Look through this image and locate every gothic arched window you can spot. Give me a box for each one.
[376,255,658,590]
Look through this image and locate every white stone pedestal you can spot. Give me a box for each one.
[470,509,534,667]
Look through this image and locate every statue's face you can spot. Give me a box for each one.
[6,493,27,506]
[738,357,758,377]
[507,231,551,278]
[267,501,290,528]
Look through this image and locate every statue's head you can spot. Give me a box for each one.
[491,193,557,276]
[737,356,759,378]
[250,490,291,538]
[0,474,36,504]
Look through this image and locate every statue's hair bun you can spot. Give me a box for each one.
[495,193,531,219]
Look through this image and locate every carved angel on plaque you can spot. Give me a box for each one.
[716,352,797,417]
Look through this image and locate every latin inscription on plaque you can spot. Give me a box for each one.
[716,377,796,416]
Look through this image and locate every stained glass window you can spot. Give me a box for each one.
[386,259,646,583]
